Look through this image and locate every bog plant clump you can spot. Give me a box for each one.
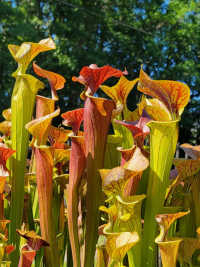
[0,37,199,267]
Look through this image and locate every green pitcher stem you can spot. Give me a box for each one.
[141,120,179,267]
[191,177,200,228]
[127,204,143,267]
[104,135,122,169]
[127,228,141,267]
[9,76,43,265]
[178,193,196,237]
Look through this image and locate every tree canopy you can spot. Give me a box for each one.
[0,0,200,143]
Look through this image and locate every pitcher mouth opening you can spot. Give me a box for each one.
[146,119,180,127]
